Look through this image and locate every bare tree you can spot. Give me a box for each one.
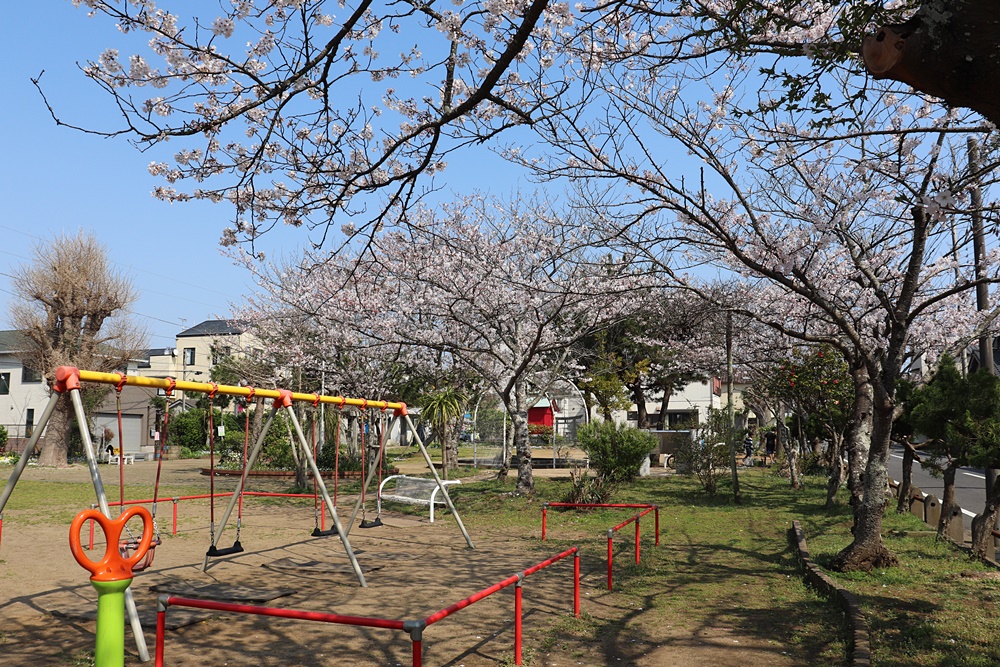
[11,230,147,466]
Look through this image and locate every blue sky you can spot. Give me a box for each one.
[0,2,529,349]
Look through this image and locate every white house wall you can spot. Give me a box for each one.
[0,353,50,444]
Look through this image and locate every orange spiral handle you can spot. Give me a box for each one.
[69,506,154,582]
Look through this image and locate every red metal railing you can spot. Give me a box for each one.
[155,547,580,667]
[540,502,659,591]
[606,506,656,590]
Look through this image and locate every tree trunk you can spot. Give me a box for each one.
[514,380,534,494]
[444,416,460,474]
[631,383,648,429]
[347,414,359,458]
[832,384,899,572]
[440,419,449,480]
[495,393,512,482]
[896,440,919,514]
[825,431,845,509]
[846,363,874,514]
[657,385,673,431]
[938,461,959,540]
[862,0,1000,127]
[287,417,308,490]
[36,394,71,467]
[786,411,802,491]
[970,477,1000,558]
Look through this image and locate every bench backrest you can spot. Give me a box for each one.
[394,477,444,499]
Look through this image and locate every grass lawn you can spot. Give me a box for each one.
[4,460,1000,665]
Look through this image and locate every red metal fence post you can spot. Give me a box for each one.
[654,506,659,546]
[607,529,614,590]
[403,621,425,667]
[635,516,641,565]
[515,578,524,665]
[156,596,169,667]
[541,504,547,541]
[172,498,178,535]
[412,637,422,667]
[573,549,580,617]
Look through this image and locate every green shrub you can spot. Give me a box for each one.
[316,446,363,473]
[675,409,733,495]
[565,466,612,503]
[167,408,208,450]
[0,424,8,452]
[576,421,656,488]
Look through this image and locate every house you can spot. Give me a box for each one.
[0,330,158,457]
[134,319,258,411]
[90,384,161,459]
[617,376,762,431]
[0,331,49,452]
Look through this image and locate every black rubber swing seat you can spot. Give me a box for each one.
[311,527,338,537]
[206,541,244,558]
[359,517,383,528]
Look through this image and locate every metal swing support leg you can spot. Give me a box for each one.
[67,388,152,662]
[283,403,367,587]
[200,404,280,572]
[346,414,398,534]
[404,413,475,549]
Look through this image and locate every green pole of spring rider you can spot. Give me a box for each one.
[91,579,132,667]
[69,505,154,667]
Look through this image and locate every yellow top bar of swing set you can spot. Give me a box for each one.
[71,368,406,413]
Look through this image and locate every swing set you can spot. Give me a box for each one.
[0,366,474,662]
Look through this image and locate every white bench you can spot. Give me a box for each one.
[108,452,135,465]
[377,475,460,523]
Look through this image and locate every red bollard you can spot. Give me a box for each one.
[541,505,547,541]
[172,499,178,535]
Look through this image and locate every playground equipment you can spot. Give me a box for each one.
[112,381,163,572]
[0,366,475,661]
[69,506,154,667]
[540,502,660,590]
[155,546,580,667]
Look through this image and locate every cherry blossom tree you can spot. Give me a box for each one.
[514,58,1000,567]
[54,0,1000,260]
[237,193,647,493]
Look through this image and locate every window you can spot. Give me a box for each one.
[22,365,42,383]
[183,348,195,365]
[0,373,9,395]
[212,345,232,365]
[25,408,34,438]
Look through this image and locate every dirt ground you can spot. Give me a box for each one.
[0,459,821,666]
